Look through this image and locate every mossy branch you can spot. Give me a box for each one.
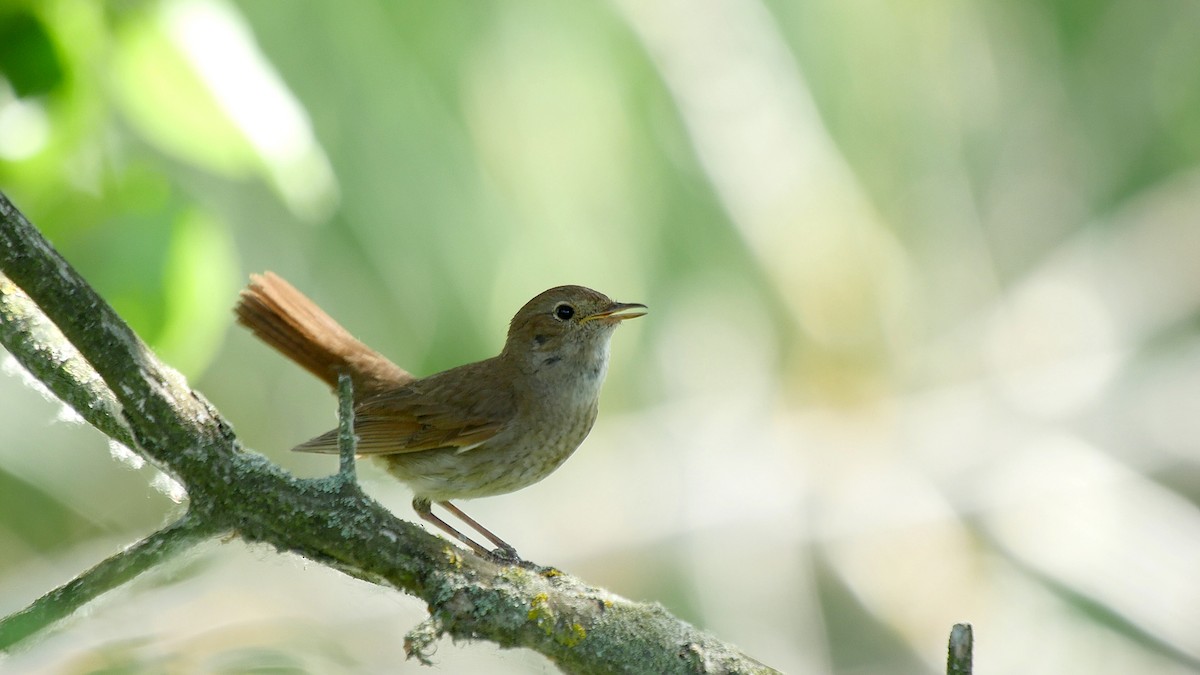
[0,275,136,451]
[0,191,776,673]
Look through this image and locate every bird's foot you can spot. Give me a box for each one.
[488,545,522,564]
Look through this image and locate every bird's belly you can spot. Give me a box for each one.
[378,406,597,502]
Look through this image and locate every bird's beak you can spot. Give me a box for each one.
[583,302,648,324]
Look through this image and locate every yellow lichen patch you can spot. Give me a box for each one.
[528,592,550,621]
[562,622,587,647]
[541,567,563,578]
[501,566,530,584]
[527,593,587,647]
[444,547,464,569]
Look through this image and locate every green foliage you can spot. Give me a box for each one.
[0,9,63,97]
[4,0,1200,671]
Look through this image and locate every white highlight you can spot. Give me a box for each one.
[2,352,56,403]
[109,439,146,470]
[151,471,189,503]
[161,0,338,220]
[613,0,909,346]
[986,273,1122,417]
[0,91,50,160]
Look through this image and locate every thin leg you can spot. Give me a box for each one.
[411,498,520,561]
[439,500,518,559]
[412,498,491,557]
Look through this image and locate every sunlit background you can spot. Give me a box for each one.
[2,0,1200,672]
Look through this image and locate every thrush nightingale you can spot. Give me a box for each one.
[235,273,645,559]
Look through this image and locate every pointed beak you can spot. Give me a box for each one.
[584,301,648,324]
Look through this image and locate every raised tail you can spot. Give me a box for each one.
[234,272,413,398]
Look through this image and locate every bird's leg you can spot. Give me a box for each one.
[438,500,520,561]
[411,498,519,560]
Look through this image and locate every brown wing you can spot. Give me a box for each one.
[292,358,515,455]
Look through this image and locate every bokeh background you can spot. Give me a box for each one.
[3,0,1200,672]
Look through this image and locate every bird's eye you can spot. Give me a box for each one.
[553,304,575,321]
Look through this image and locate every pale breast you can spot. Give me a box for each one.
[380,402,599,502]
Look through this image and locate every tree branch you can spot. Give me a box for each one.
[0,514,219,651]
[0,191,777,673]
[0,274,136,451]
[0,191,233,487]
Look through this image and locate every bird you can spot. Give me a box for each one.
[235,272,645,559]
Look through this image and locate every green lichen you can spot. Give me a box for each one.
[527,592,587,647]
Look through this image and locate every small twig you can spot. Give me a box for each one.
[946,623,973,675]
[336,371,357,482]
[0,514,219,651]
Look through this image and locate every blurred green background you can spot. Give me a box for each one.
[3,0,1200,672]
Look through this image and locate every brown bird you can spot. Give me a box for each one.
[235,272,645,559]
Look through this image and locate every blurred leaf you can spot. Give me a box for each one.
[205,647,309,674]
[156,207,239,376]
[110,9,256,176]
[814,555,930,674]
[67,208,173,342]
[49,166,236,379]
[0,468,103,556]
[0,9,64,97]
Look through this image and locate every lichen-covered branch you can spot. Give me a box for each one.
[0,192,236,487]
[0,274,136,451]
[0,514,218,651]
[0,190,776,673]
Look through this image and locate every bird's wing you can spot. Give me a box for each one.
[291,360,515,455]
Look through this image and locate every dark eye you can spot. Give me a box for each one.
[554,304,575,321]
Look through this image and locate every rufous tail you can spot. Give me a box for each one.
[234,272,413,398]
